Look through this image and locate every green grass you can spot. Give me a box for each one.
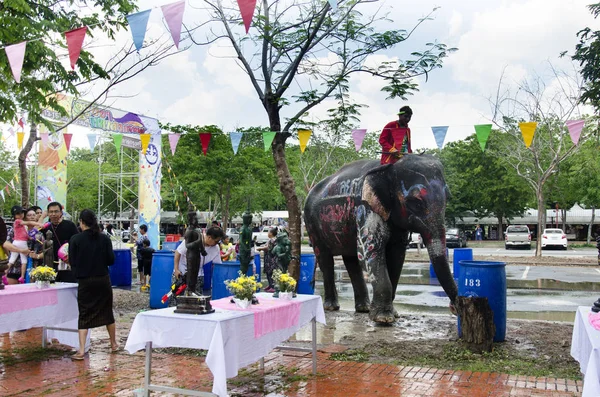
[0,346,69,367]
[154,347,208,357]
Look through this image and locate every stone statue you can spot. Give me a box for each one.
[273,230,292,272]
[184,209,207,295]
[43,230,54,268]
[238,210,253,274]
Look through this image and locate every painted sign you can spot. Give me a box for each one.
[37,125,68,207]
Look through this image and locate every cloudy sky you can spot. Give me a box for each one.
[6,0,600,152]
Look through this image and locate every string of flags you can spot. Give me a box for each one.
[0,173,20,203]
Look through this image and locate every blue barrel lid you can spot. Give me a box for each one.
[153,250,175,255]
[458,260,505,268]
[113,248,131,252]
[221,261,241,265]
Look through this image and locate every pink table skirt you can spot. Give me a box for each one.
[211,295,301,338]
[0,284,59,315]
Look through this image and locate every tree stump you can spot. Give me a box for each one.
[456,296,495,353]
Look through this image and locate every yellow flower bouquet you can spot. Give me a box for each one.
[273,269,297,293]
[224,272,262,303]
[30,266,57,288]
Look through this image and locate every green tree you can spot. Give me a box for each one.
[192,0,455,279]
[573,3,600,110]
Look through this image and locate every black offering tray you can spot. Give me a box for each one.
[174,295,215,314]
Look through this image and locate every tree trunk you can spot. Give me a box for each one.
[561,208,567,231]
[535,188,545,257]
[588,206,595,244]
[497,215,504,240]
[18,123,38,207]
[455,296,495,353]
[223,182,231,230]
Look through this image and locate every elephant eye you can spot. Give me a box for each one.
[406,197,425,213]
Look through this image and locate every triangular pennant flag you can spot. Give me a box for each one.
[161,1,186,49]
[237,0,257,33]
[63,133,73,153]
[5,42,27,83]
[10,180,15,190]
[14,174,19,183]
[328,0,338,10]
[17,131,24,150]
[17,118,24,130]
[518,122,537,148]
[263,131,276,151]
[40,132,49,147]
[65,27,87,69]
[566,119,585,145]
[351,129,367,152]
[298,129,312,153]
[140,133,151,154]
[113,133,123,155]
[199,133,211,155]
[8,127,14,137]
[126,9,152,51]
[0,189,4,201]
[168,133,180,155]
[230,132,243,154]
[87,134,97,150]
[431,126,449,150]
[474,124,493,152]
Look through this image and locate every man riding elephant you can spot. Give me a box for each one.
[304,154,457,324]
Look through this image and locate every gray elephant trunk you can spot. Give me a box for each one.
[426,238,458,304]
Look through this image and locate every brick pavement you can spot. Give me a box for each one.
[0,328,583,397]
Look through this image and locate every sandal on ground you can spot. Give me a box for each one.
[111,345,122,353]
[71,353,86,361]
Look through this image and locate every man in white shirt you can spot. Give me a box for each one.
[173,226,224,295]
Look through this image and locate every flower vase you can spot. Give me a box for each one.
[233,297,251,309]
[35,280,50,289]
[279,291,293,301]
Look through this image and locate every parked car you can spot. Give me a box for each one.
[225,228,240,244]
[541,228,568,250]
[408,232,424,248]
[446,228,467,248]
[121,229,130,243]
[505,225,531,249]
[253,225,282,246]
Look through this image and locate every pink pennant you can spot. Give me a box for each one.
[566,119,585,145]
[351,129,367,152]
[169,133,181,155]
[65,27,87,69]
[5,42,27,83]
[63,133,73,152]
[18,118,24,130]
[161,1,186,49]
[40,133,49,147]
[237,0,257,33]
[199,133,211,156]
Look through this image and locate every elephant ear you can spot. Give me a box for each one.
[362,164,393,221]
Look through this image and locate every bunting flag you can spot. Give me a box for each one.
[63,133,73,153]
[5,42,27,83]
[113,133,123,155]
[518,122,537,148]
[127,9,152,51]
[14,173,18,183]
[8,127,15,137]
[328,0,338,10]
[351,129,367,152]
[237,0,257,33]
[199,133,211,156]
[65,27,87,69]
[230,132,243,154]
[168,133,181,155]
[297,129,312,153]
[87,134,97,150]
[140,133,151,154]
[566,119,585,145]
[18,118,24,130]
[474,124,493,152]
[10,180,15,190]
[162,1,186,49]
[0,189,4,202]
[17,131,24,149]
[263,131,276,151]
[40,132,49,147]
[431,126,449,150]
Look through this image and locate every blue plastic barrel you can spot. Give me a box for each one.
[25,258,33,283]
[212,261,242,300]
[149,251,175,309]
[457,260,507,342]
[109,249,132,287]
[298,254,316,294]
[161,241,181,252]
[453,248,473,281]
[254,253,261,284]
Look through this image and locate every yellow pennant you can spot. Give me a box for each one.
[17,131,24,149]
[140,133,151,155]
[14,173,19,183]
[518,122,537,148]
[298,129,312,153]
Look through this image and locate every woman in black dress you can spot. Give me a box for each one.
[68,209,117,360]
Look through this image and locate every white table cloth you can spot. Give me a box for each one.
[571,306,600,397]
[125,293,326,397]
[0,283,84,349]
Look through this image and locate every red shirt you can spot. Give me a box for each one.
[379,121,412,164]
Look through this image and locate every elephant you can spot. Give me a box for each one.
[303,154,457,324]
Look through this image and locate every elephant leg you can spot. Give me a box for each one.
[342,255,370,313]
[386,231,408,318]
[317,249,339,311]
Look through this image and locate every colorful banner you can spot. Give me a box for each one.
[263,131,276,152]
[230,132,243,154]
[519,122,537,148]
[297,129,312,153]
[199,133,211,156]
[566,119,584,145]
[351,129,367,152]
[431,126,448,150]
[127,9,152,52]
[36,125,67,207]
[474,124,493,152]
[138,116,162,249]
